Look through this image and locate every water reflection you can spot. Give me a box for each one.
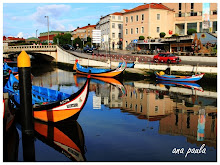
[74,74,126,109]
[34,120,86,161]
[11,66,217,161]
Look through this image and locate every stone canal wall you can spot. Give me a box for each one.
[134,63,217,73]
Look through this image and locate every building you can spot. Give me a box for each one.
[25,37,40,44]
[122,3,175,50]
[96,10,126,50]
[122,3,217,51]
[3,36,25,43]
[163,3,217,35]
[71,24,96,40]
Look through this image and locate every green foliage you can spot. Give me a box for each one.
[187,29,197,35]
[172,33,179,37]
[53,33,72,45]
[73,37,83,48]
[84,42,91,47]
[159,32,166,38]
[139,36,145,40]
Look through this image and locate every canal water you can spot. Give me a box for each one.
[4,63,217,162]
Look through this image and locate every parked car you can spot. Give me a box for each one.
[83,47,93,53]
[153,53,181,64]
[62,44,75,51]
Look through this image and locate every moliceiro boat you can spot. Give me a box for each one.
[74,58,127,77]
[155,71,204,82]
[4,73,90,122]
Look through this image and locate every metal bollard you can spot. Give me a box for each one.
[17,50,35,161]
[17,50,34,135]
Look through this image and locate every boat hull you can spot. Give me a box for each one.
[155,72,204,82]
[4,74,90,122]
[75,59,127,78]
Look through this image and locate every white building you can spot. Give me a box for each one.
[96,10,127,50]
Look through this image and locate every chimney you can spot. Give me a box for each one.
[77,26,79,29]
[88,23,90,26]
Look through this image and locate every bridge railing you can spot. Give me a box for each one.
[3,45,57,53]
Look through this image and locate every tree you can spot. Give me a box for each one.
[74,37,83,48]
[159,32,166,38]
[53,33,72,45]
[187,29,197,35]
[139,36,145,40]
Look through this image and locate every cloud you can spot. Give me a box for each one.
[16,32,36,39]
[32,4,71,28]
[17,32,24,38]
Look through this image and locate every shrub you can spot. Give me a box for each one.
[172,33,179,37]
[159,32,166,38]
[187,29,197,35]
[139,36,145,40]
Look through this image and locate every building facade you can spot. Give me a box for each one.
[71,24,96,40]
[122,3,217,50]
[122,3,175,50]
[163,3,217,35]
[96,11,125,50]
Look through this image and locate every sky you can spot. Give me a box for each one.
[3,2,143,39]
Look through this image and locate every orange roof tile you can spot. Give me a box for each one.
[111,12,123,16]
[124,3,173,14]
[73,25,96,31]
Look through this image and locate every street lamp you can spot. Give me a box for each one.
[36,29,38,39]
[45,16,49,46]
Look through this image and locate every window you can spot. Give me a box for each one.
[179,3,181,10]
[131,16,133,22]
[135,104,137,112]
[126,41,128,47]
[190,11,197,16]
[157,14,160,20]
[118,24,122,29]
[140,93,143,99]
[126,29,128,35]
[118,33,121,38]
[155,106,158,113]
[112,33,115,38]
[136,28,138,34]
[112,23,115,28]
[191,3,194,9]
[157,27,160,33]
[140,105,143,112]
[131,28,133,34]
[118,16,121,20]
[179,11,182,17]
[136,15,139,21]
[142,14,144,21]
[213,10,217,15]
[112,16,115,20]
[141,27,144,33]
[126,17,128,23]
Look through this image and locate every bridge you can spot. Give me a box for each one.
[3,45,57,53]
[3,45,111,67]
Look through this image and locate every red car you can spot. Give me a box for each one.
[153,53,181,64]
